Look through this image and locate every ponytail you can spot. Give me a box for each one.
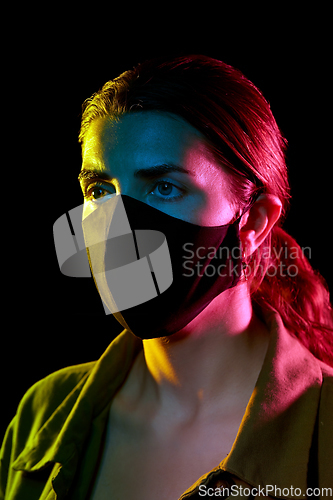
[249,226,333,366]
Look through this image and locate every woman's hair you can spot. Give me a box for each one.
[79,54,333,366]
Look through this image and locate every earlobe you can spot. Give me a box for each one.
[240,194,282,257]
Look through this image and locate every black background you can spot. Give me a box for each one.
[2,11,331,441]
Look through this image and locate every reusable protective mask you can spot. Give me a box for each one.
[78,194,243,339]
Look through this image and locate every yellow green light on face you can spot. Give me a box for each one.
[79,113,237,227]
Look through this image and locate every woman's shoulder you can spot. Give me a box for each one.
[316,360,333,488]
[3,360,97,454]
[317,358,333,406]
[318,358,333,378]
[17,360,96,424]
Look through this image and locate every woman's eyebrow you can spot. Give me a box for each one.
[133,164,192,179]
[78,169,111,183]
[78,164,192,184]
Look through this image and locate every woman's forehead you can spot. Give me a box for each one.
[82,112,227,180]
[84,112,203,157]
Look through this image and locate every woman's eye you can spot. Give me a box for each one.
[157,182,173,196]
[85,183,115,202]
[91,187,108,200]
[150,181,183,200]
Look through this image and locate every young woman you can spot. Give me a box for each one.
[1,55,332,499]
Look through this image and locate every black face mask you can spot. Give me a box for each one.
[81,194,243,340]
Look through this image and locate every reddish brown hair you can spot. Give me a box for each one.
[79,54,333,366]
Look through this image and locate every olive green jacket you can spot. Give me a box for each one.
[1,311,332,499]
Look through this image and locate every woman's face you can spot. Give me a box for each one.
[79,111,237,226]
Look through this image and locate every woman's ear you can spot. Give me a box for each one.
[240,194,282,257]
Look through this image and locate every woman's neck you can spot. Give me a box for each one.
[133,285,270,425]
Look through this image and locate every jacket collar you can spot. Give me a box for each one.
[221,309,327,494]
[12,331,142,474]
